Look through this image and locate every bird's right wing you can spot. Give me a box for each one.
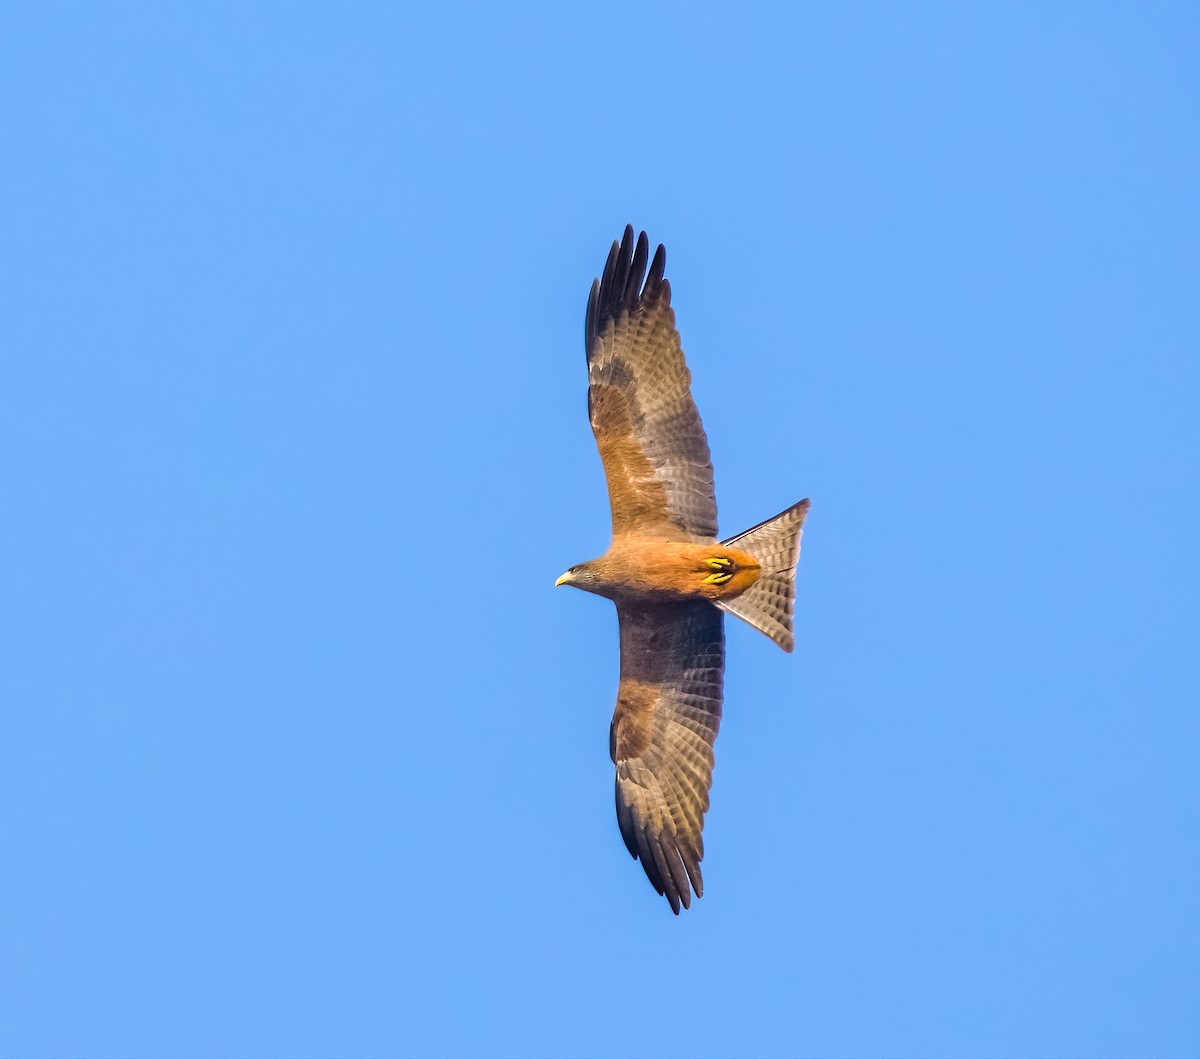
[585,226,718,542]
[611,600,725,913]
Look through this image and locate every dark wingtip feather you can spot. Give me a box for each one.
[615,779,638,859]
[610,226,636,316]
[645,242,666,294]
[585,227,670,351]
[625,230,649,304]
[634,826,666,898]
[662,841,692,912]
[600,238,620,312]
[646,833,679,912]
[584,278,600,355]
[681,843,705,898]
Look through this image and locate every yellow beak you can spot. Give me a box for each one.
[554,570,573,587]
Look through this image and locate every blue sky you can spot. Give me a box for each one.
[1,3,1197,1056]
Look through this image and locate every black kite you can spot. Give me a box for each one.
[557,227,810,913]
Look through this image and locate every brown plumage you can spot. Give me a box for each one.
[557,226,811,914]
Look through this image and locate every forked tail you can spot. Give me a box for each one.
[717,499,811,652]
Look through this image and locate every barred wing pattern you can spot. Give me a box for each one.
[585,226,718,542]
[610,601,725,913]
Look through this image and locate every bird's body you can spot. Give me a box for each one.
[557,226,810,913]
[559,539,762,605]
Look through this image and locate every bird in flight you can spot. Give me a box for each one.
[556,226,811,914]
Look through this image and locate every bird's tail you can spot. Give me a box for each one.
[717,499,811,652]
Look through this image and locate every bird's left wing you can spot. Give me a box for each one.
[611,600,725,913]
[585,226,717,542]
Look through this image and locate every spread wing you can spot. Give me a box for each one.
[585,226,717,542]
[610,600,725,913]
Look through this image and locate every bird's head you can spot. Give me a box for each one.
[555,560,603,594]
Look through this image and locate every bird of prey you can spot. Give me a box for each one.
[556,226,811,914]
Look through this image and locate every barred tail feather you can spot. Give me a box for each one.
[717,499,810,652]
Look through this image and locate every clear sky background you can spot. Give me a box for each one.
[1,3,1197,1057]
